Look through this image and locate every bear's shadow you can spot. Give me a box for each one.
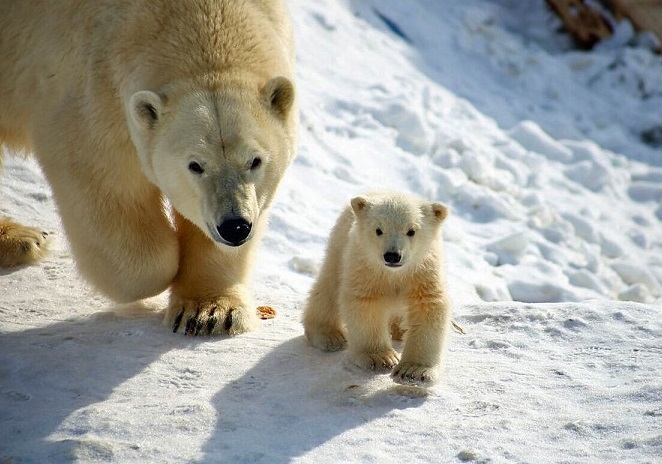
[1,310,428,463]
[200,336,429,463]
[0,305,173,463]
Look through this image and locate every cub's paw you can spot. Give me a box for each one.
[306,328,347,352]
[391,362,438,387]
[0,219,50,268]
[166,296,259,336]
[349,349,400,372]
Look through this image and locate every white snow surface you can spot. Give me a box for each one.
[1,1,661,463]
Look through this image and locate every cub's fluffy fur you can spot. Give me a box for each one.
[303,192,451,386]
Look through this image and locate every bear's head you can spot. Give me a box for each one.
[350,193,449,270]
[126,76,296,247]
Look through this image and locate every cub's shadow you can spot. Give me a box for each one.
[0,306,172,463]
[200,336,428,463]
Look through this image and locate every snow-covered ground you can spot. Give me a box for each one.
[1,0,661,462]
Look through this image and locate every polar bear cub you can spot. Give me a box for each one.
[303,191,451,386]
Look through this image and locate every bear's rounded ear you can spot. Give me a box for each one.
[430,202,449,224]
[261,76,295,119]
[129,91,165,130]
[350,196,370,216]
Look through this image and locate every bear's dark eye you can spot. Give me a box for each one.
[407,229,416,237]
[188,161,204,174]
[376,228,383,236]
[250,157,262,170]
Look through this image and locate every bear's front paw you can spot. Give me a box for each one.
[349,349,400,372]
[391,362,438,387]
[166,297,259,336]
[0,219,50,268]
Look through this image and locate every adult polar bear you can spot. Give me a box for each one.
[0,0,298,335]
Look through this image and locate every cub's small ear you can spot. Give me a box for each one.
[350,196,370,216]
[430,202,449,223]
[129,91,165,130]
[261,76,295,119]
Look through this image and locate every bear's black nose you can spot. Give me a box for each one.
[217,218,252,246]
[383,252,402,266]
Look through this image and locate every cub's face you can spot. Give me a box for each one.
[127,77,296,247]
[351,194,448,270]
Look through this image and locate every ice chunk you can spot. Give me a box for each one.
[611,261,659,296]
[507,120,574,163]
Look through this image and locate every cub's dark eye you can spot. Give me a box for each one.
[188,161,204,174]
[407,229,416,237]
[376,228,383,236]
[250,157,262,170]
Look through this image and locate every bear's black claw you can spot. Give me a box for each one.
[223,309,235,331]
[207,310,218,334]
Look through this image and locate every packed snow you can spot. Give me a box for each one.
[1,0,661,462]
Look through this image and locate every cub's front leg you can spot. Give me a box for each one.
[392,287,451,386]
[341,294,400,372]
[166,212,259,336]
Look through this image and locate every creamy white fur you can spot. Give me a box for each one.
[0,0,297,335]
[303,192,452,386]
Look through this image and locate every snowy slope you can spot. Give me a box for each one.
[1,0,661,463]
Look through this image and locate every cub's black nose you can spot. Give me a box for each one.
[383,252,402,266]
[217,218,252,246]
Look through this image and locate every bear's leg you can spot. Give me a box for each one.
[29,109,180,303]
[303,306,347,352]
[392,289,451,387]
[302,266,347,351]
[34,176,179,302]
[0,217,49,268]
[56,184,179,303]
[166,211,259,336]
[341,296,400,372]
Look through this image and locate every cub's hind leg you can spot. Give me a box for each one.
[302,255,347,352]
[0,216,49,268]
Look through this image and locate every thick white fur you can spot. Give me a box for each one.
[303,192,451,386]
[0,0,297,335]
